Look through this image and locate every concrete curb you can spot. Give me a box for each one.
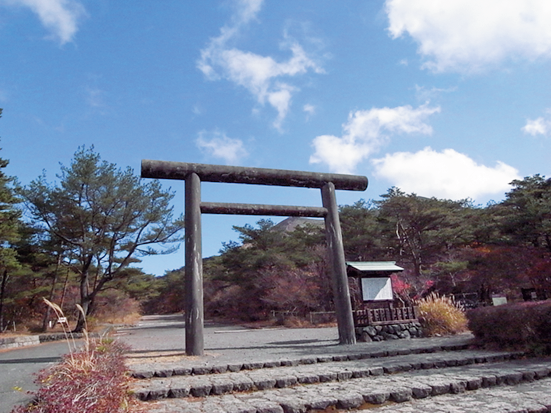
[0,332,97,350]
[130,342,474,380]
[0,335,40,350]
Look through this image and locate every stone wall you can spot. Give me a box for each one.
[0,335,40,349]
[0,332,96,350]
[356,321,423,342]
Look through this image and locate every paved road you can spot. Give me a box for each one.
[116,314,344,365]
[0,340,73,413]
[116,314,474,368]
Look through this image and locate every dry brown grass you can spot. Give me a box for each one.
[12,300,142,413]
[417,293,469,336]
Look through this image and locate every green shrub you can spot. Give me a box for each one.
[467,300,551,353]
[417,293,468,336]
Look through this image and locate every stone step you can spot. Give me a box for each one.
[131,348,525,402]
[130,340,474,380]
[350,377,551,413]
[136,358,551,413]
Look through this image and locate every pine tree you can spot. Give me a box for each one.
[0,108,24,331]
[22,146,183,331]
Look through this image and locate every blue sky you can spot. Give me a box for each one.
[1,0,551,276]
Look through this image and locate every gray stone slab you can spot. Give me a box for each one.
[212,364,229,373]
[353,378,551,413]
[168,382,190,398]
[230,375,255,392]
[388,387,413,403]
[211,377,234,395]
[227,363,244,372]
[252,376,277,390]
[188,377,213,397]
[242,361,264,370]
[335,391,364,409]
[173,364,193,375]
[240,397,284,413]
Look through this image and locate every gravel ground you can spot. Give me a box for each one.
[116,314,474,368]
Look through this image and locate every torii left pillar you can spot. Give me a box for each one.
[185,172,204,356]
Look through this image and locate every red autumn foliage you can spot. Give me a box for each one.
[467,300,551,353]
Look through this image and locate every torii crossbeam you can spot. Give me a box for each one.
[141,160,368,355]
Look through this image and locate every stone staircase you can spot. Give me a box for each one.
[129,340,551,412]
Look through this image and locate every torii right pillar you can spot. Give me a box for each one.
[322,181,356,344]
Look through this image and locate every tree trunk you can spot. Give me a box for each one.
[74,274,103,333]
[59,268,70,310]
[42,253,62,332]
[73,272,90,333]
[0,269,8,332]
[74,300,88,332]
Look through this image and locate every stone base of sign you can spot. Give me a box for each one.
[356,322,423,342]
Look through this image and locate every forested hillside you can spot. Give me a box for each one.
[0,131,550,330]
[149,177,551,322]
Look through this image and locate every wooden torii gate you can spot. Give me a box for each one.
[141,160,368,355]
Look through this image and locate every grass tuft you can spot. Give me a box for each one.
[417,293,468,336]
[11,300,144,413]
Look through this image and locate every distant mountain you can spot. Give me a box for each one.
[273,217,324,233]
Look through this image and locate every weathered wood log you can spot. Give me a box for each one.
[200,202,327,217]
[184,173,203,356]
[322,182,356,345]
[142,160,368,191]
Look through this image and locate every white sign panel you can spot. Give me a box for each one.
[361,277,393,301]
[492,296,507,306]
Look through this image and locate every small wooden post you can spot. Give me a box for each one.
[185,172,204,356]
[321,182,356,345]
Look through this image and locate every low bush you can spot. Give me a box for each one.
[417,293,468,336]
[11,339,140,413]
[12,299,142,413]
[467,300,551,353]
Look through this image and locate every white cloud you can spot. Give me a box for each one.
[303,103,315,121]
[522,109,551,136]
[414,85,457,102]
[196,131,248,165]
[372,147,520,200]
[310,104,440,174]
[303,104,315,115]
[1,0,85,44]
[386,0,551,73]
[233,0,263,25]
[197,0,323,130]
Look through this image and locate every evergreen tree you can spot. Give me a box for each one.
[375,188,475,278]
[207,218,328,320]
[339,199,384,261]
[22,146,183,331]
[500,174,551,250]
[0,109,24,331]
